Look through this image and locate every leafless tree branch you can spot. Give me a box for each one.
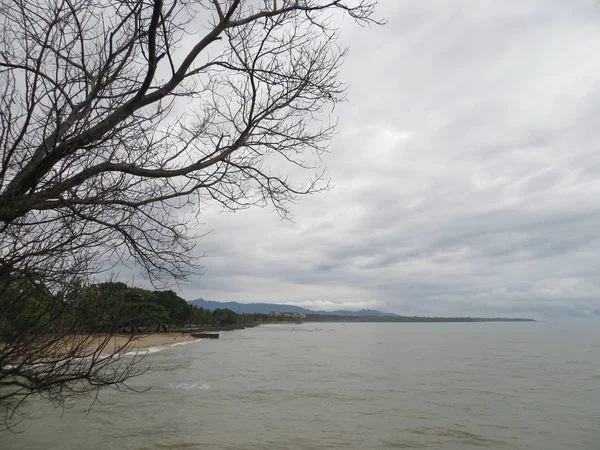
[0,0,381,425]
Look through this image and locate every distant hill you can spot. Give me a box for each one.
[188,298,397,317]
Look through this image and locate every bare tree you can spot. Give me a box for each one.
[0,0,379,426]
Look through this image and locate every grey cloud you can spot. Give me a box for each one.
[119,0,600,319]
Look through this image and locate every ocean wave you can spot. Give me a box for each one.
[407,426,507,445]
[116,337,205,357]
[169,339,203,348]
[166,382,211,390]
[121,346,165,357]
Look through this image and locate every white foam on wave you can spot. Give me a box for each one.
[111,337,204,357]
[120,345,166,357]
[166,382,211,390]
[169,338,204,348]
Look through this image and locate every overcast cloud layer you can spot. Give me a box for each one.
[167,0,600,318]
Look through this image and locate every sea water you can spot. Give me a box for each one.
[3,321,600,449]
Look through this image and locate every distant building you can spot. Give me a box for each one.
[268,311,306,319]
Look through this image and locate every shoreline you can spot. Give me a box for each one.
[102,323,262,352]
[109,332,198,351]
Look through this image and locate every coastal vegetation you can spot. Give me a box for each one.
[1,281,303,337]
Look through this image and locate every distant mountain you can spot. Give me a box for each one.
[188,298,397,317]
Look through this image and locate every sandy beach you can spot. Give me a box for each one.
[0,333,199,362]
[105,333,198,352]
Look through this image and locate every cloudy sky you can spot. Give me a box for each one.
[170,0,600,318]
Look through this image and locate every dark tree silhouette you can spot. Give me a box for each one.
[0,0,379,427]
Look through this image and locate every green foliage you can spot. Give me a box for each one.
[1,277,306,336]
[11,297,51,333]
[211,309,238,327]
[154,290,195,327]
[0,276,54,336]
[91,283,179,332]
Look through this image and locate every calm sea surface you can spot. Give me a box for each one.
[4,321,600,450]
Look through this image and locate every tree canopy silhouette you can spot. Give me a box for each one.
[0,0,379,428]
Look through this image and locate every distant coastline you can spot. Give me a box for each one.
[188,298,535,323]
[303,314,535,323]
